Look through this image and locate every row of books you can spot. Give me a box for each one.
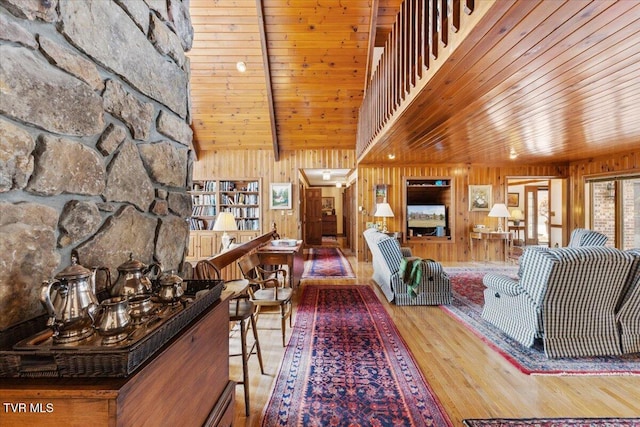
[189,218,211,230]
[192,181,217,191]
[224,207,260,218]
[191,194,216,206]
[191,205,217,217]
[237,219,260,230]
[189,218,260,231]
[220,193,259,205]
[219,181,259,192]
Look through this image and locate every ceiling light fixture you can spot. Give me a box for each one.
[509,148,518,160]
[336,182,342,188]
[322,171,331,181]
[388,154,396,160]
[236,61,247,73]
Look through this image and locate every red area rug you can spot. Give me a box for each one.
[261,285,452,426]
[463,418,640,426]
[443,267,640,375]
[302,247,355,279]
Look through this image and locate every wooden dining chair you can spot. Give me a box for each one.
[194,258,264,415]
[238,253,293,347]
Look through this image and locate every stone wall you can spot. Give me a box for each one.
[0,0,194,329]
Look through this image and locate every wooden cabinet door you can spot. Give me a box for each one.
[199,232,219,258]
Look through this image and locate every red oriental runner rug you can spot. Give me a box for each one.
[302,247,355,279]
[463,417,640,426]
[442,267,640,375]
[261,285,452,427]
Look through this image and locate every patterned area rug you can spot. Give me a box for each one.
[302,247,355,279]
[443,267,640,375]
[261,285,452,426]
[463,417,640,426]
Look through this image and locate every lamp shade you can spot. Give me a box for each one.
[374,203,394,218]
[488,203,510,218]
[212,211,237,231]
[511,209,524,220]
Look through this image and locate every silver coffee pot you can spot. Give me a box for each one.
[110,253,162,297]
[40,255,110,343]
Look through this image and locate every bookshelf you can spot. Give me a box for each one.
[187,178,262,261]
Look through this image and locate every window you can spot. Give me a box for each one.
[586,176,640,250]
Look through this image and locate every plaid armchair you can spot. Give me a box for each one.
[616,249,640,354]
[482,246,636,358]
[363,228,451,305]
[567,228,608,247]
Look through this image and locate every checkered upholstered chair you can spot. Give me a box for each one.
[616,249,640,354]
[363,228,451,305]
[482,246,636,358]
[567,228,608,247]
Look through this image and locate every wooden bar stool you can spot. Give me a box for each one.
[229,287,264,416]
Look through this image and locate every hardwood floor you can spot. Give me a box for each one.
[229,241,640,426]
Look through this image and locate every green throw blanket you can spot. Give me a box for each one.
[399,257,422,298]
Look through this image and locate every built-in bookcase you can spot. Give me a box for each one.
[187,178,262,261]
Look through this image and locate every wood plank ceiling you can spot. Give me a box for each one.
[188,0,401,157]
[188,0,640,165]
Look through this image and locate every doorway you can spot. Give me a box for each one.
[507,177,566,247]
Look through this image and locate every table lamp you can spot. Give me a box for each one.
[212,211,237,250]
[488,203,510,232]
[510,209,523,226]
[374,202,394,232]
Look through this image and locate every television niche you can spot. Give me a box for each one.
[407,205,447,237]
[403,177,454,242]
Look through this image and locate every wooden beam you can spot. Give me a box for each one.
[256,0,280,161]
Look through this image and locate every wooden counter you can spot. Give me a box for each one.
[0,296,234,427]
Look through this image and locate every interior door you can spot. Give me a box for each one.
[525,185,550,246]
[525,186,539,246]
[305,188,323,245]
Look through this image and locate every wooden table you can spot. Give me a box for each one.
[470,231,511,262]
[257,240,304,288]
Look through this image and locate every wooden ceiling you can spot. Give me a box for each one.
[188,0,640,165]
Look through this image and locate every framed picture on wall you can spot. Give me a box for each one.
[507,192,519,207]
[270,182,292,209]
[322,197,334,212]
[373,184,388,214]
[374,184,388,204]
[469,185,492,211]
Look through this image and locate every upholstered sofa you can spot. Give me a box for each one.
[363,228,451,305]
[481,245,640,358]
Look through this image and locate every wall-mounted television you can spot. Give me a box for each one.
[407,204,447,236]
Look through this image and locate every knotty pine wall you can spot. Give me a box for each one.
[358,163,569,262]
[193,148,638,263]
[192,149,357,241]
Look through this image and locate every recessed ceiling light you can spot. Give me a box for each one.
[236,61,247,73]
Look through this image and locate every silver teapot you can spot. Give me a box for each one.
[156,271,184,303]
[110,253,162,297]
[40,255,110,343]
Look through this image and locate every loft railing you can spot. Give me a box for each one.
[357,0,478,159]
